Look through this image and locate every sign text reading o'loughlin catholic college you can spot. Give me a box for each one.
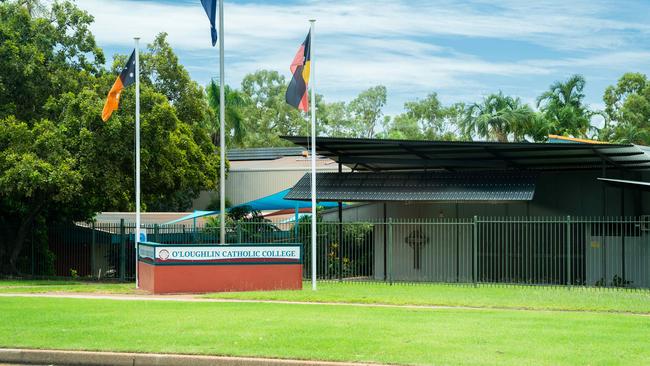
[138,244,302,264]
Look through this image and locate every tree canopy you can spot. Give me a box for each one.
[537,74,593,139]
[238,70,309,147]
[221,73,615,145]
[380,93,461,141]
[602,72,650,145]
[459,92,539,142]
[0,0,219,274]
[206,81,249,147]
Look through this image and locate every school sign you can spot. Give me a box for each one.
[137,242,303,294]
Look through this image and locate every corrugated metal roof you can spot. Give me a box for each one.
[227,147,305,161]
[281,136,650,172]
[285,171,537,202]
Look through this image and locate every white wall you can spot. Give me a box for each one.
[585,230,650,288]
[193,169,336,209]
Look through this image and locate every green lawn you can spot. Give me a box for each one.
[0,280,136,294]
[205,281,650,314]
[1,296,649,365]
[2,279,650,314]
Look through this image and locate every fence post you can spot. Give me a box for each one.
[237,223,242,243]
[473,216,478,285]
[566,215,571,286]
[338,221,343,282]
[387,218,393,285]
[91,222,96,279]
[154,224,160,243]
[119,219,126,281]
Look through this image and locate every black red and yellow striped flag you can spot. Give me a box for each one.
[285,31,311,112]
[102,50,136,122]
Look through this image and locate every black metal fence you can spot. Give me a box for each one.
[17,216,650,289]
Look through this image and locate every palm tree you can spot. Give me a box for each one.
[460,92,537,142]
[206,80,249,147]
[536,75,593,138]
[612,122,650,145]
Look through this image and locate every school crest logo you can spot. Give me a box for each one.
[158,249,170,260]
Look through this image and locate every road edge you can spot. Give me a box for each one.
[0,348,390,366]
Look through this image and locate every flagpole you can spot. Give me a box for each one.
[219,0,226,245]
[309,19,317,291]
[134,37,141,289]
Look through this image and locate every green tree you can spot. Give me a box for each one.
[460,92,539,142]
[537,75,593,138]
[140,33,211,126]
[348,85,387,138]
[239,70,308,146]
[602,72,650,144]
[206,80,249,147]
[381,93,460,140]
[0,117,85,273]
[444,102,467,139]
[319,101,353,137]
[46,33,221,212]
[0,0,220,273]
[0,0,104,122]
[382,113,422,140]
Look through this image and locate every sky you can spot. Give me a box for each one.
[78,0,650,116]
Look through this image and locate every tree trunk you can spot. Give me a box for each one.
[6,205,42,275]
[0,233,7,274]
[495,130,509,143]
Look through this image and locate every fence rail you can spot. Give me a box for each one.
[17,216,650,289]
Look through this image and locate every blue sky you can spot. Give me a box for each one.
[79,0,650,116]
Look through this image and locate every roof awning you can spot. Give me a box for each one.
[281,136,650,172]
[598,177,650,191]
[285,171,538,202]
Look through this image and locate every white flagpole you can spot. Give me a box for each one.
[309,19,317,291]
[134,37,141,289]
[219,0,226,245]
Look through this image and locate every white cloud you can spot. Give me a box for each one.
[79,0,650,52]
[527,51,650,70]
[76,0,650,114]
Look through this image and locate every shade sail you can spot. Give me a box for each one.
[164,189,339,225]
[285,171,538,202]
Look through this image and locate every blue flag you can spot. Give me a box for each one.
[201,0,218,46]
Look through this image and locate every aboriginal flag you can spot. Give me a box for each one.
[285,31,311,112]
[101,50,136,122]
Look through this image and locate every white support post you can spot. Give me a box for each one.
[219,0,226,245]
[134,37,141,288]
[309,19,317,291]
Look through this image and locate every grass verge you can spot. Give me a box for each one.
[204,281,650,314]
[0,279,136,294]
[1,296,649,365]
[2,279,650,314]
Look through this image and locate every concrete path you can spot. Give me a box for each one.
[0,348,390,366]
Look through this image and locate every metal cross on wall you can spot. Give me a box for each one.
[405,228,429,270]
